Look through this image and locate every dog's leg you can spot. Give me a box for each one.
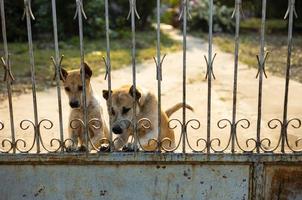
[66,128,79,152]
[113,133,130,151]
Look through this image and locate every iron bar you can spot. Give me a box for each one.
[74,0,88,153]
[156,0,162,151]
[231,0,241,153]
[0,0,16,153]
[23,0,40,153]
[281,0,297,153]
[104,0,113,151]
[180,0,188,154]
[128,0,140,151]
[206,0,214,153]
[255,0,267,153]
[51,0,64,152]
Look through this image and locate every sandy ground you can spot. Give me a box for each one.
[1,25,301,153]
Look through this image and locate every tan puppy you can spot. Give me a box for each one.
[61,63,109,152]
[103,85,193,151]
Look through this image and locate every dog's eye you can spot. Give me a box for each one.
[78,86,83,91]
[111,108,115,116]
[65,87,70,92]
[122,107,131,114]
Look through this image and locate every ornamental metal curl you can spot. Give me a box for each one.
[184,119,207,152]
[136,118,158,152]
[211,119,232,153]
[16,119,36,153]
[258,119,283,152]
[17,119,64,153]
[285,118,302,152]
[37,119,63,153]
[69,118,111,152]
[213,118,254,153]
[0,121,14,153]
[163,118,184,152]
[234,119,256,153]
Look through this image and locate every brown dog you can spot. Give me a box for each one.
[103,85,193,151]
[61,63,109,151]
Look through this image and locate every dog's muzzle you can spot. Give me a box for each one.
[69,100,80,108]
[112,120,131,135]
[112,125,123,134]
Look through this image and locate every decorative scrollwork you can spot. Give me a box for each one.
[234,119,255,153]
[184,119,207,152]
[163,118,183,152]
[69,118,112,152]
[213,118,255,153]
[285,118,302,152]
[16,119,36,153]
[260,118,283,152]
[38,119,63,153]
[88,118,103,130]
[211,119,232,153]
[0,121,3,130]
[0,122,14,153]
[136,118,158,152]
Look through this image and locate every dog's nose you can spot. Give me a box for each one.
[112,125,123,134]
[69,101,80,108]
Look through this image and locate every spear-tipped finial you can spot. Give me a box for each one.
[74,0,87,20]
[127,0,140,20]
[22,0,35,20]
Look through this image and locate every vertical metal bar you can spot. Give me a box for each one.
[256,0,267,153]
[24,0,40,153]
[129,0,138,151]
[75,0,88,153]
[156,0,161,151]
[51,0,64,152]
[104,0,113,151]
[1,0,16,153]
[281,0,295,153]
[181,0,187,154]
[231,0,241,153]
[206,0,214,154]
[252,162,265,200]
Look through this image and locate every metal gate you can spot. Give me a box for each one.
[0,0,301,199]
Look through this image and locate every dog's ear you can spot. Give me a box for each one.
[129,85,141,101]
[102,90,112,100]
[80,62,93,79]
[60,68,68,81]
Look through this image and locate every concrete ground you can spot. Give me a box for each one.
[0,25,301,153]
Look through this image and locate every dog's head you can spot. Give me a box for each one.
[102,85,142,135]
[60,62,92,109]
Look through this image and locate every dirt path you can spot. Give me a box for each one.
[1,25,302,152]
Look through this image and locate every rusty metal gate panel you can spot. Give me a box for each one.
[0,164,249,200]
[265,165,302,200]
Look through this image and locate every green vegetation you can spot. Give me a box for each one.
[240,18,287,33]
[213,33,302,82]
[0,30,181,97]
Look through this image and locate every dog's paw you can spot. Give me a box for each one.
[78,145,87,152]
[65,146,77,153]
[122,143,139,152]
[99,144,110,152]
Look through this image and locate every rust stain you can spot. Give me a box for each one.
[269,167,302,200]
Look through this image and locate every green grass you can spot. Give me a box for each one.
[0,30,181,98]
[213,33,302,82]
[240,18,288,33]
